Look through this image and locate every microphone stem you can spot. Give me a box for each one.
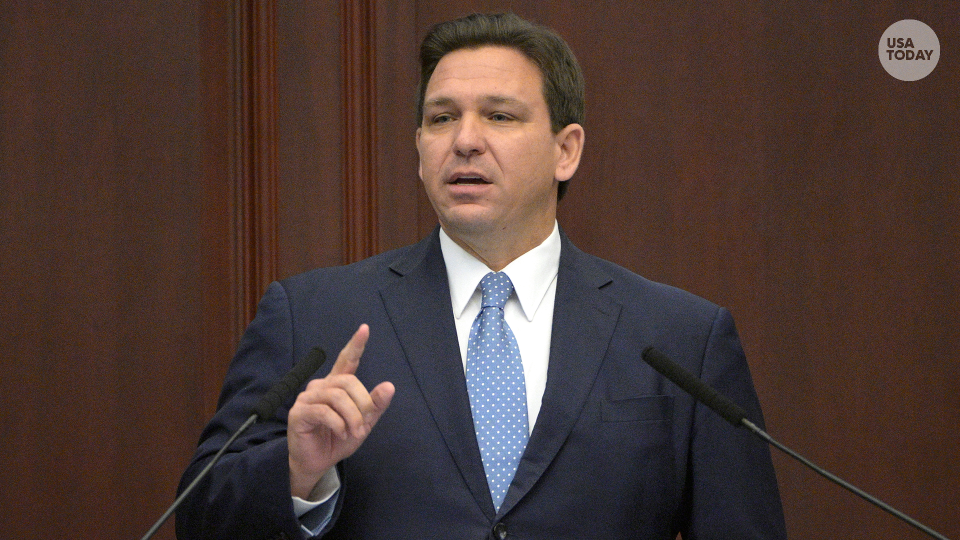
[140,413,259,540]
[741,419,951,540]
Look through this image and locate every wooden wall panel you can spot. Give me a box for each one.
[342,0,380,263]
[276,2,344,276]
[0,2,233,539]
[746,6,959,538]
[233,0,280,331]
[374,0,431,250]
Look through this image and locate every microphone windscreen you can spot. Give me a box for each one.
[641,346,747,426]
[251,347,327,421]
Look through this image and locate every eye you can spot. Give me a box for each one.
[490,112,514,122]
[429,113,455,125]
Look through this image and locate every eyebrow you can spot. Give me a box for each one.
[422,97,455,109]
[423,95,530,110]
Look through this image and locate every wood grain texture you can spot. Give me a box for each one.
[232,0,279,329]
[342,0,380,263]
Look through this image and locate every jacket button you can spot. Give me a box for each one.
[492,522,507,539]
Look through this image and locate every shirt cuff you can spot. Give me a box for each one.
[292,468,341,537]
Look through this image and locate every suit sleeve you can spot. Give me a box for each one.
[680,307,788,540]
[175,281,342,540]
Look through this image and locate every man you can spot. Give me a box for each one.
[177,12,787,540]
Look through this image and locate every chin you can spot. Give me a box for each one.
[439,212,498,238]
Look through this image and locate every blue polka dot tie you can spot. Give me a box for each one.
[466,271,529,511]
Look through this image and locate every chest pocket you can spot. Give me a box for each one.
[602,383,674,423]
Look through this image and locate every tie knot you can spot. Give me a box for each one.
[479,271,514,309]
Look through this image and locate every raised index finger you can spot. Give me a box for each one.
[329,324,370,376]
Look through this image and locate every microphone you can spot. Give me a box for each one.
[252,347,328,420]
[139,347,327,540]
[640,346,952,540]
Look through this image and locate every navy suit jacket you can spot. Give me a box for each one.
[176,229,786,540]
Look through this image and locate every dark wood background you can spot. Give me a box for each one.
[1,1,956,539]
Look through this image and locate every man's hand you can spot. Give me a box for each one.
[287,324,395,499]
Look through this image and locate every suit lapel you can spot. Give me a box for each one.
[378,231,497,518]
[499,233,622,516]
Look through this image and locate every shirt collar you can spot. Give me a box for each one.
[440,222,561,322]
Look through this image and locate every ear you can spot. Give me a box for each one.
[415,127,424,180]
[554,123,584,183]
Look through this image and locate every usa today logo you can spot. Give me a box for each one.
[879,20,940,81]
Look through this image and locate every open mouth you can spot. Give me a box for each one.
[452,176,490,185]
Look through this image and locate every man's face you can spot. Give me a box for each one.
[417,46,582,255]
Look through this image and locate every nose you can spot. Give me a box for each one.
[453,114,486,157]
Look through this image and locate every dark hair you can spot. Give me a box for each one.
[418,13,585,200]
